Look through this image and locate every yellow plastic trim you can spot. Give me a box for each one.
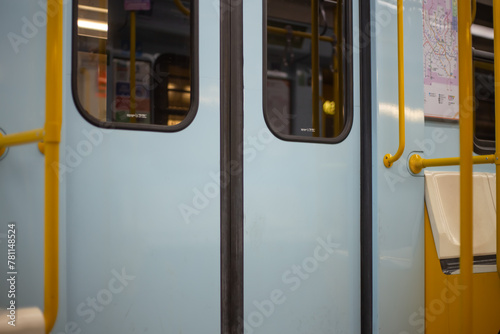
[458,0,473,332]
[408,154,495,174]
[384,0,405,168]
[0,128,44,149]
[174,0,190,16]
[494,0,500,279]
[44,0,63,332]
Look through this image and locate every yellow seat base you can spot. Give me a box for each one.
[425,205,500,333]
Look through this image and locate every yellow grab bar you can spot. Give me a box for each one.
[267,26,335,43]
[408,154,495,174]
[458,0,473,332]
[494,0,500,279]
[44,0,63,331]
[384,0,405,168]
[0,129,45,155]
[174,0,190,16]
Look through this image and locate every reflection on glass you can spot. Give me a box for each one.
[76,0,193,127]
[474,61,495,142]
[265,0,346,139]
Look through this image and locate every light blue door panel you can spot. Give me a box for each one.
[57,1,221,333]
[243,1,361,333]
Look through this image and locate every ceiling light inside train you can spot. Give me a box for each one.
[78,5,108,13]
[471,24,494,40]
[77,19,108,32]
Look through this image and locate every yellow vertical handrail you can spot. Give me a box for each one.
[383,0,405,168]
[129,11,137,122]
[311,0,319,137]
[458,0,473,333]
[494,0,500,280]
[44,0,63,332]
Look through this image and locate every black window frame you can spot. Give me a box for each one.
[262,0,354,144]
[71,0,199,133]
[473,48,496,155]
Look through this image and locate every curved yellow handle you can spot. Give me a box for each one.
[174,0,190,16]
[384,0,405,168]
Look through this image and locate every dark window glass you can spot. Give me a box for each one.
[472,2,495,154]
[74,0,195,129]
[265,0,351,141]
[473,57,495,150]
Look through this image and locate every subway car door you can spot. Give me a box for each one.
[62,1,221,333]
[241,0,363,333]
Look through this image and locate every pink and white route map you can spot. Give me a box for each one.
[423,0,459,119]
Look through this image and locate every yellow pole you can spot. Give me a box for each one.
[383,0,405,168]
[311,0,319,137]
[494,0,500,279]
[0,129,44,152]
[458,0,473,332]
[44,0,63,332]
[130,11,137,122]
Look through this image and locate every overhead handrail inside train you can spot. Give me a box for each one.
[383,0,405,168]
[175,0,335,43]
[0,0,63,332]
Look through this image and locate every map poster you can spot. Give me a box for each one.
[423,0,459,120]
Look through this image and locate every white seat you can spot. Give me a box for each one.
[424,171,497,259]
[0,307,44,334]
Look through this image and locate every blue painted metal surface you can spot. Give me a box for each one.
[372,0,426,333]
[1,0,492,333]
[53,1,222,333]
[0,0,47,315]
[243,1,361,332]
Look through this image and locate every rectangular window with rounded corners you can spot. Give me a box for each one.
[472,2,495,154]
[264,0,352,143]
[72,0,197,131]
[473,50,495,154]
